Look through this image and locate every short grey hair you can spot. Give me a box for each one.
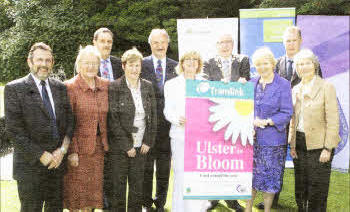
[148,28,170,44]
[294,49,320,74]
[252,47,277,67]
[75,45,101,73]
[283,26,302,42]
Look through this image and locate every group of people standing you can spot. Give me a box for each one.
[4,25,339,212]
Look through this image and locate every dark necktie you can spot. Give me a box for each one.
[155,59,164,90]
[40,80,59,139]
[287,59,293,81]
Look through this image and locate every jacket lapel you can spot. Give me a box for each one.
[230,55,239,81]
[306,77,322,100]
[280,56,287,78]
[49,79,60,122]
[25,74,51,119]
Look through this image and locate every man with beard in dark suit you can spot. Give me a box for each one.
[203,34,250,212]
[141,29,178,212]
[93,27,123,81]
[256,26,322,210]
[5,42,74,212]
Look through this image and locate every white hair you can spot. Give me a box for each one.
[148,29,170,44]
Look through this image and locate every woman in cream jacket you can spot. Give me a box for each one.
[289,49,340,212]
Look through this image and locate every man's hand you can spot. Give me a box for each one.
[40,151,53,166]
[49,148,64,169]
[238,77,247,83]
[140,144,150,154]
[68,153,79,167]
[127,148,136,158]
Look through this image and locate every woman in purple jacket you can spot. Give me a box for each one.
[245,47,293,212]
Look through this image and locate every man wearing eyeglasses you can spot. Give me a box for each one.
[203,34,250,212]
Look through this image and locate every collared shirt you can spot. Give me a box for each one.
[152,55,166,84]
[31,73,56,116]
[295,76,316,132]
[126,79,146,148]
[99,57,114,81]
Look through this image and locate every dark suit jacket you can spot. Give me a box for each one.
[97,55,123,80]
[141,56,177,150]
[275,55,323,88]
[4,74,74,180]
[108,76,157,153]
[203,54,251,82]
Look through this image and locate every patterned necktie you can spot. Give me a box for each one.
[155,59,164,90]
[222,59,231,82]
[287,60,293,81]
[40,80,58,139]
[102,60,111,80]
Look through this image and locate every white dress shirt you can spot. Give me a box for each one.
[31,73,56,117]
[152,55,166,84]
[126,79,146,147]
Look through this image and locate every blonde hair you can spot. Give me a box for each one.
[75,45,101,73]
[121,47,143,65]
[252,47,277,67]
[294,49,320,74]
[176,51,203,75]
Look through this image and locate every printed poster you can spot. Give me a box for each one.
[184,80,254,200]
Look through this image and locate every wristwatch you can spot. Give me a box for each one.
[60,146,67,154]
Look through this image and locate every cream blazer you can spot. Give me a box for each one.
[288,76,340,150]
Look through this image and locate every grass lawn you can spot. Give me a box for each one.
[1,169,349,212]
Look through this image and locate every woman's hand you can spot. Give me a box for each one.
[140,144,150,154]
[238,77,247,83]
[179,116,186,126]
[127,148,136,158]
[319,149,331,163]
[68,153,79,167]
[290,148,298,159]
[253,117,267,128]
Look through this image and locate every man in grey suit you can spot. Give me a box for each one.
[203,34,250,212]
[141,29,178,212]
[5,42,74,212]
[257,26,322,210]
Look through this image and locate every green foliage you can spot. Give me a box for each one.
[259,0,350,15]
[0,0,93,81]
[0,0,13,32]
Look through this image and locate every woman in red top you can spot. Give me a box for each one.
[63,45,109,212]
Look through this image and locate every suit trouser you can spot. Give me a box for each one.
[293,132,333,212]
[17,165,63,212]
[110,148,145,212]
[103,151,113,209]
[143,144,171,208]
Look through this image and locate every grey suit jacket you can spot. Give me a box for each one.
[203,54,251,82]
[5,74,74,179]
[275,55,323,88]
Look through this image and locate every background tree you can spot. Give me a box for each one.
[0,0,348,82]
